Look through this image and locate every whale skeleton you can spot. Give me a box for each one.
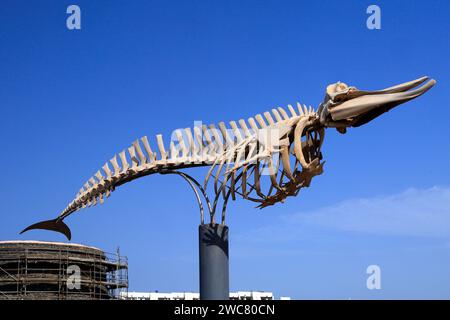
[21,76,436,240]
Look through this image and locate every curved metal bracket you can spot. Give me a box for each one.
[160,169,241,225]
[211,170,245,225]
[160,170,213,224]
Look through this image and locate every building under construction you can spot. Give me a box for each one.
[0,240,128,300]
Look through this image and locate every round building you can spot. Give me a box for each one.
[0,240,128,300]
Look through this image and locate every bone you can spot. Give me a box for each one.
[229,121,243,142]
[277,107,290,120]
[238,119,252,138]
[95,170,104,182]
[89,177,97,187]
[293,117,313,169]
[241,166,248,197]
[193,126,205,159]
[156,134,167,161]
[280,146,294,180]
[208,124,224,152]
[175,130,188,158]
[303,104,308,115]
[247,117,259,133]
[222,151,236,194]
[127,146,139,167]
[201,125,215,156]
[119,150,130,173]
[296,102,304,116]
[253,161,262,196]
[133,139,147,165]
[225,147,235,168]
[214,157,227,195]
[241,138,258,165]
[263,111,275,125]
[204,155,220,189]
[169,141,178,160]
[230,171,236,201]
[110,155,121,175]
[287,104,298,117]
[193,126,203,146]
[141,136,156,162]
[102,163,113,179]
[218,122,233,149]
[271,109,283,122]
[233,145,246,170]
[221,152,235,198]
[184,127,196,158]
[267,156,281,191]
[255,114,268,128]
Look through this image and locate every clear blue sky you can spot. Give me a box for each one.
[1,0,449,299]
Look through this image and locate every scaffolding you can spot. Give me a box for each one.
[0,241,128,300]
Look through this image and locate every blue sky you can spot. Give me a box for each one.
[1,0,449,299]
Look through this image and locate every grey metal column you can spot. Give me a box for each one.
[199,223,229,300]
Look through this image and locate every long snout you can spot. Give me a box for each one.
[329,77,436,126]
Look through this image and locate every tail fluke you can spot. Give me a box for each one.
[20,218,71,241]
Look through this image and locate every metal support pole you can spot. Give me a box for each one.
[199,224,229,300]
[161,170,231,300]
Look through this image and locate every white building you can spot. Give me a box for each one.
[229,291,274,300]
[123,291,199,300]
[121,291,286,300]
